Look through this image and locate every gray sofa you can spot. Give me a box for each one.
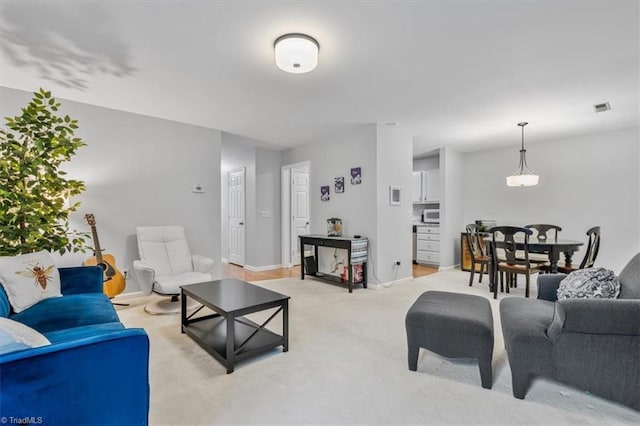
[500,252,640,410]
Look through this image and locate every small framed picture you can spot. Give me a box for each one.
[350,167,362,185]
[335,177,344,193]
[389,186,401,206]
[321,185,330,201]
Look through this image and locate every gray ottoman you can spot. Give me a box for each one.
[405,291,494,389]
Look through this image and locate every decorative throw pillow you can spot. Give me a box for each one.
[557,267,620,300]
[0,317,51,354]
[0,250,62,313]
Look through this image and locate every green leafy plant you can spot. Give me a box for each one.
[0,88,88,256]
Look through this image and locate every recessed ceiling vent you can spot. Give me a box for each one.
[593,102,611,113]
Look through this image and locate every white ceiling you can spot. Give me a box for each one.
[1,1,638,156]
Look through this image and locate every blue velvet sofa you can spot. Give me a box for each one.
[0,266,150,425]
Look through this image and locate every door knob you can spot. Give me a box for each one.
[306,222,309,225]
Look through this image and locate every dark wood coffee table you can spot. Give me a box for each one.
[181,278,290,373]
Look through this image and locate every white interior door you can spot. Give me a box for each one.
[228,168,245,266]
[291,168,310,265]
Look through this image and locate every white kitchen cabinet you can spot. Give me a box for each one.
[416,224,440,265]
[412,171,423,203]
[424,170,440,202]
[412,170,440,203]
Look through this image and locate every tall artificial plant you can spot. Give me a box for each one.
[0,88,87,256]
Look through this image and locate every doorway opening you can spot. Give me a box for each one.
[281,161,310,267]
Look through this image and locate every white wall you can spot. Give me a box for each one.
[462,127,640,273]
[282,124,414,285]
[413,156,439,171]
[1,86,222,292]
[376,124,413,282]
[440,148,465,267]
[251,148,282,267]
[282,125,378,280]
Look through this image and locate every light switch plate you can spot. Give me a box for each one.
[260,210,270,218]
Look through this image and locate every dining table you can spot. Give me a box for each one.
[484,236,584,299]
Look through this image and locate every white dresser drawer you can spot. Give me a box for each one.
[417,240,440,252]
[416,250,440,264]
[416,225,440,235]
[417,233,439,242]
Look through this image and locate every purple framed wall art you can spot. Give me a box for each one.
[351,167,362,185]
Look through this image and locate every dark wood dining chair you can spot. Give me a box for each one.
[489,226,541,298]
[465,224,489,287]
[525,224,562,241]
[525,224,562,271]
[556,226,601,273]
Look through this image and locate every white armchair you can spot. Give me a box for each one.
[133,226,214,314]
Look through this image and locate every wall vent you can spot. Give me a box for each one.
[593,102,611,113]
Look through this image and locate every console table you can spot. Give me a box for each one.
[299,234,368,292]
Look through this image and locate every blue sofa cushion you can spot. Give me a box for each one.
[0,286,9,318]
[44,322,125,344]
[59,266,103,295]
[9,293,120,334]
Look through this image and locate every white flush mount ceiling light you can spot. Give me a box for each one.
[506,122,539,187]
[274,33,319,74]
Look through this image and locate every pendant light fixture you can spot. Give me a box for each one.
[506,122,539,187]
[274,33,319,74]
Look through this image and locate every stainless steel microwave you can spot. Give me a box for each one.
[422,209,439,223]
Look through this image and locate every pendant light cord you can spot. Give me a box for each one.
[518,122,528,152]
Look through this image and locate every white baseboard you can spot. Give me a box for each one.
[368,275,413,289]
[438,264,460,272]
[244,264,283,272]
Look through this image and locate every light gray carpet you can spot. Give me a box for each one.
[115,271,640,425]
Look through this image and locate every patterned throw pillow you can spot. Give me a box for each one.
[0,250,62,313]
[557,267,620,300]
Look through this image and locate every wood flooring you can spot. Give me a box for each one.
[222,262,438,282]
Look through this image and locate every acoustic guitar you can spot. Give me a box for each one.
[83,214,126,298]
